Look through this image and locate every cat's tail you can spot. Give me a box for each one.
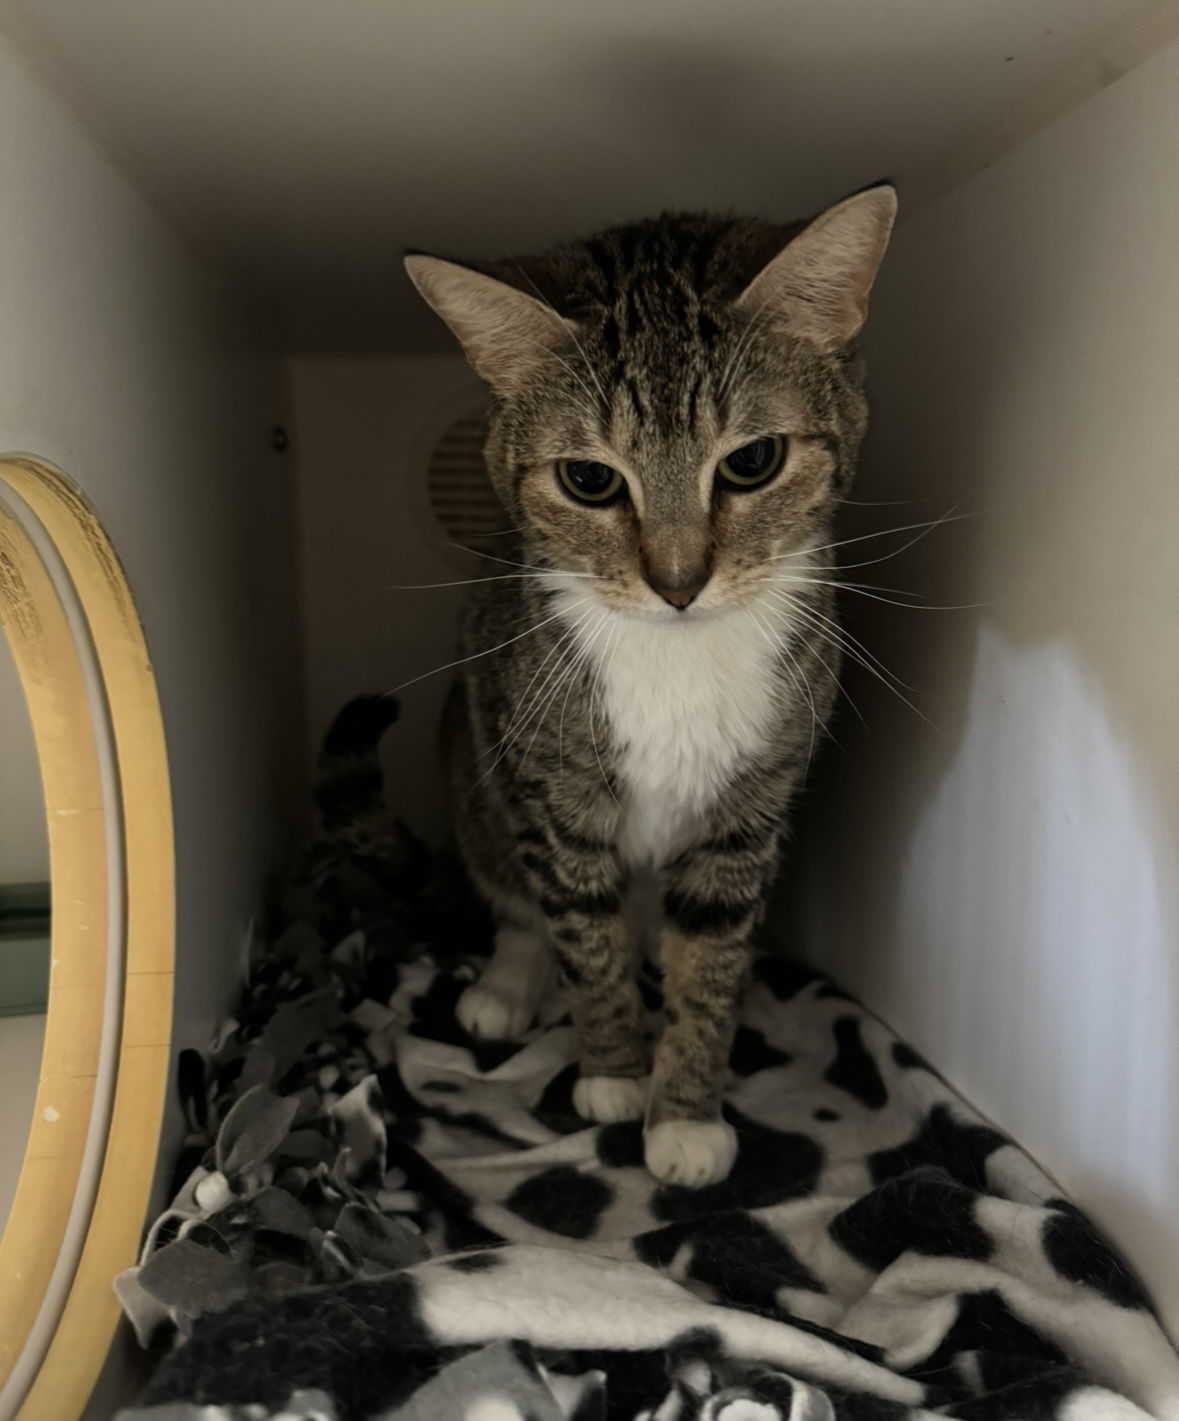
[315,694,420,883]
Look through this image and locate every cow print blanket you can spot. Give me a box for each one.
[116,842,1179,1421]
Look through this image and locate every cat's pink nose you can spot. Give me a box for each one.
[649,576,708,610]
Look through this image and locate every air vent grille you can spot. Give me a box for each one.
[425,410,503,552]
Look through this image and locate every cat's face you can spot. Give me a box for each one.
[407,189,895,620]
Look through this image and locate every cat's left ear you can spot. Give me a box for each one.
[735,185,897,345]
[404,254,575,391]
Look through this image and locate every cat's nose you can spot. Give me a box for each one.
[648,574,709,610]
[642,523,713,610]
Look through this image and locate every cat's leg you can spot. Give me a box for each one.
[644,926,749,1187]
[457,901,552,1040]
[525,847,648,1123]
[644,837,778,1186]
[563,914,650,1124]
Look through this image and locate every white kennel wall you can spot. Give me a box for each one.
[802,38,1179,1332]
[0,33,304,1057]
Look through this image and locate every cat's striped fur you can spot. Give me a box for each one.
[405,188,896,1185]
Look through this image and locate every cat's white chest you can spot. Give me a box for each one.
[562,597,784,867]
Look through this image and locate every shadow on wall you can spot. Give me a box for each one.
[779,73,1179,1328]
[332,32,923,353]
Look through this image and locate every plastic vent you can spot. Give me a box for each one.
[426,409,503,552]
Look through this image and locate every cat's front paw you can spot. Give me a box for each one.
[644,1119,738,1188]
[573,1074,649,1124]
[456,981,536,1040]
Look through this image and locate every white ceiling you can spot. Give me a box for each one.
[0,0,1162,351]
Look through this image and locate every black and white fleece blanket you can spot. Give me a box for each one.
[116,845,1179,1421]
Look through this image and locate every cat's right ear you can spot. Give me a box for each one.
[404,255,574,391]
[734,185,897,345]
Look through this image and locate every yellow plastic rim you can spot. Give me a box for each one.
[0,457,174,1421]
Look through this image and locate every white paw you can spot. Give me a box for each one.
[644,1119,738,1188]
[456,981,536,1040]
[573,1074,649,1123]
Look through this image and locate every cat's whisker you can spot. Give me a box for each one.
[499,330,606,421]
[492,609,609,777]
[548,322,611,417]
[517,615,598,762]
[490,605,604,754]
[385,572,584,591]
[761,574,926,600]
[533,342,606,417]
[513,652,583,775]
[385,605,568,697]
[472,645,574,787]
[506,614,605,779]
[769,590,937,729]
[559,614,609,771]
[779,592,911,691]
[772,615,832,759]
[816,540,975,575]
[836,496,920,507]
[533,621,603,773]
[480,611,592,762]
[768,598,866,732]
[750,608,819,768]
[503,254,613,413]
[762,575,986,613]
[522,660,580,771]
[766,590,886,689]
[480,316,604,417]
[589,619,622,803]
[458,545,603,579]
[716,281,782,406]
[770,509,974,565]
[836,587,987,613]
[779,600,917,718]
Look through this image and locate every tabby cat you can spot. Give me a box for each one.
[404,186,896,1187]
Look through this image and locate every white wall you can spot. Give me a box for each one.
[291,355,484,844]
[3,0,1161,352]
[0,33,303,1051]
[800,41,1179,1334]
[0,636,47,883]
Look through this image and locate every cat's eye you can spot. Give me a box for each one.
[557,459,625,505]
[716,435,788,491]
